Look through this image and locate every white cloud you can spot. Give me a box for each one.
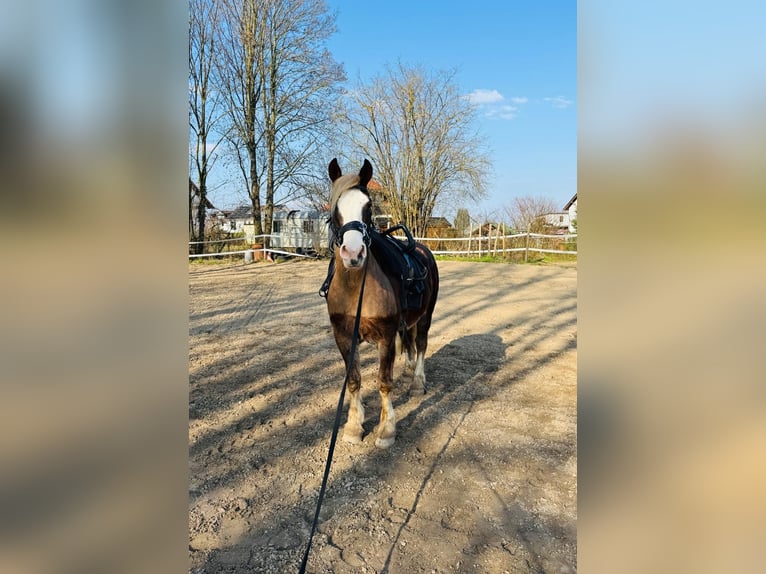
[544,96,573,109]
[466,89,528,120]
[486,105,519,120]
[466,88,504,105]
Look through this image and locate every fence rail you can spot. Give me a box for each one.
[389,232,577,259]
[188,232,577,261]
[188,234,274,259]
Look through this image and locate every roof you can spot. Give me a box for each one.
[272,209,328,220]
[564,193,577,211]
[227,204,293,220]
[189,178,216,209]
[228,205,253,220]
[427,216,452,228]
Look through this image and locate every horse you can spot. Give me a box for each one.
[324,158,439,448]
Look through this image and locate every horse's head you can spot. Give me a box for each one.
[328,158,373,269]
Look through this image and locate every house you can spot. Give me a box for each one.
[189,178,217,237]
[205,209,234,234]
[271,209,330,254]
[226,205,255,234]
[425,217,455,238]
[564,193,577,233]
[541,212,571,234]
[225,204,290,239]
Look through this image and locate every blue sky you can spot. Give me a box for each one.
[325,1,577,218]
[207,1,576,219]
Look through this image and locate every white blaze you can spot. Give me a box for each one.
[336,189,369,263]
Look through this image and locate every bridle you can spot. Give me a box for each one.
[334,220,371,247]
[330,185,373,248]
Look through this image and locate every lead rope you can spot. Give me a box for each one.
[298,255,369,574]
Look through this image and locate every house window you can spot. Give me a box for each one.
[303,220,315,234]
[559,215,564,223]
[273,220,282,233]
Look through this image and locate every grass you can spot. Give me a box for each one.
[434,253,577,265]
[189,255,250,266]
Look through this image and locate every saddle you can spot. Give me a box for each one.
[319,224,429,311]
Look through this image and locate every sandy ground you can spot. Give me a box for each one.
[189,259,577,573]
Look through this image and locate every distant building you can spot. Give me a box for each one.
[189,178,217,237]
[564,193,577,233]
[224,204,290,240]
[270,209,331,255]
[540,194,577,235]
[541,212,571,234]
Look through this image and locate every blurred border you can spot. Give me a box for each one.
[2,1,765,572]
[0,1,189,572]
[579,1,766,572]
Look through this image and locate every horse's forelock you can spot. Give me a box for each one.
[329,173,361,218]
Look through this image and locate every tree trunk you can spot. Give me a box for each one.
[264,129,275,249]
[195,181,207,255]
[248,144,263,238]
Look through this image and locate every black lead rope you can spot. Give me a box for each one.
[299,256,369,574]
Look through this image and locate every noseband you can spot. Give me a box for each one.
[335,220,370,247]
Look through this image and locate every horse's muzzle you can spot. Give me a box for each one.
[340,243,366,268]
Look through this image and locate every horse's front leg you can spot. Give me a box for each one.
[336,333,364,444]
[375,336,397,449]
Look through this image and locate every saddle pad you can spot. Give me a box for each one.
[369,231,428,310]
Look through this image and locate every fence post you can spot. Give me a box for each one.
[524,225,530,263]
[488,225,493,256]
[502,223,506,256]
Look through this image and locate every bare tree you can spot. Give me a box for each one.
[189,0,227,252]
[216,0,267,237]
[339,62,491,238]
[214,0,343,245]
[504,195,559,233]
[259,0,344,242]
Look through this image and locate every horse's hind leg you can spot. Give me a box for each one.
[336,335,364,444]
[375,336,397,449]
[412,318,431,395]
[401,326,417,385]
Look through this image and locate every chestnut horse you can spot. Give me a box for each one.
[325,158,439,448]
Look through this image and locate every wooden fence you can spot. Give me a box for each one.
[189,231,577,261]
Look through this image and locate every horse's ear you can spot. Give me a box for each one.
[359,159,372,187]
[328,158,342,182]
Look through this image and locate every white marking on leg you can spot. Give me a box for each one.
[413,352,426,393]
[343,389,364,444]
[375,393,396,449]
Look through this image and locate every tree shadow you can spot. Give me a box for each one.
[189,261,577,573]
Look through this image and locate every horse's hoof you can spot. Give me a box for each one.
[342,432,363,444]
[375,436,395,449]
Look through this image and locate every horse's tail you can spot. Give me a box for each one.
[397,319,412,355]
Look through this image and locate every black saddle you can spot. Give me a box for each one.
[319,224,429,311]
